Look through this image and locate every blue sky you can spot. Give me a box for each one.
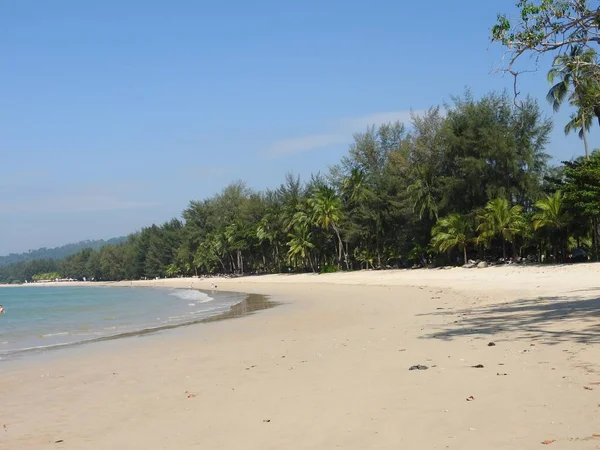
[1,0,598,254]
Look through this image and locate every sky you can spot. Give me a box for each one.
[1,0,599,254]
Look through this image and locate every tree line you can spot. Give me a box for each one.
[0,237,126,267]
[2,89,600,284]
[5,1,600,283]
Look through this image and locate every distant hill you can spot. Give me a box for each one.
[0,237,127,267]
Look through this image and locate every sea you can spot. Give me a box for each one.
[0,286,246,360]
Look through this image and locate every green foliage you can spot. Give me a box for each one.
[476,198,527,259]
[492,1,600,158]
[320,264,338,274]
[563,151,600,218]
[165,264,181,278]
[0,259,62,284]
[532,191,570,232]
[431,214,474,265]
[492,1,599,57]
[31,272,61,281]
[5,88,596,280]
[287,227,315,271]
[532,190,571,261]
[547,46,599,157]
[0,237,126,267]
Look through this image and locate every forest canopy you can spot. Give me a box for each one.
[3,90,600,284]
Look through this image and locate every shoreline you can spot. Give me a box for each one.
[3,266,600,448]
[0,290,277,362]
[5,261,599,294]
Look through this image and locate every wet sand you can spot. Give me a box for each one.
[3,265,600,449]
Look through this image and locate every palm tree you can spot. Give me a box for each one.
[476,197,526,260]
[257,213,283,272]
[431,214,474,265]
[308,186,347,269]
[287,226,315,271]
[165,263,180,278]
[532,190,571,262]
[547,46,599,159]
[342,168,371,204]
[564,108,593,156]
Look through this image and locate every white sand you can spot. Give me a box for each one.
[3,264,600,449]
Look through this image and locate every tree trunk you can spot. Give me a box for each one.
[463,246,467,266]
[307,253,316,273]
[218,257,227,273]
[582,116,590,160]
[345,242,350,270]
[594,218,600,262]
[559,235,565,263]
[332,225,347,271]
[502,240,507,260]
[376,232,381,268]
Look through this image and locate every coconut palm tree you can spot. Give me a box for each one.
[431,214,474,265]
[342,168,371,204]
[308,186,347,269]
[532,190,571,262]
[165,263,180,278]
[476,197,526,260]
[532,191,570,231]
[287,226,315,272]
[564,108,594,155]
[547,46,599,159]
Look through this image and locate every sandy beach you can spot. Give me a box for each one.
[3,264,600,449]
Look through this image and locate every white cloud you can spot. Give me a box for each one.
[266,110,425,158]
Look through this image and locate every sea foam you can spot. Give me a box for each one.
[169,289,214,303]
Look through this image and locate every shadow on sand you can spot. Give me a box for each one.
[420,291,600,345]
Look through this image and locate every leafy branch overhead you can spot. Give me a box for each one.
[492,0,600,71]
[492,0,600,158]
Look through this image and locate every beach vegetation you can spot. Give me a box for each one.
[431,214,475,265]
[4,90,600,282]
[31,272,61,281]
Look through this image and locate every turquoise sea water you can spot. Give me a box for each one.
[0,286,245,360]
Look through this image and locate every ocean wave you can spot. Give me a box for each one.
[166,305,228,322]
[0,290,254,361]
[1,309,230,357]
[169,289,214,303]
[2,340,76,355]
[40,331,70,338]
